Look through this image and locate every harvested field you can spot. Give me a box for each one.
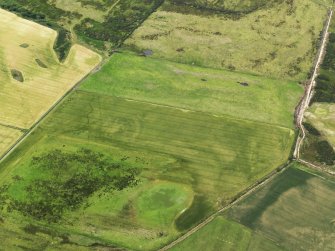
[0,125,23,157]
[0,8,101,129]
[126,0,330,80]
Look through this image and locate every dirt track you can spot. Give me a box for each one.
[293,9,333,160]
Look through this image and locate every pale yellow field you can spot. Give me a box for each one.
[0,8,101,129]
[126,0,328,80]
[0,125,23,157]
[305,103,335,147]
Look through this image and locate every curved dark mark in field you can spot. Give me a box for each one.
[35,59,48,68]
[175,195,213,231]
[235,168,311,228]
[19,43,29,48]
[10,69,24,82]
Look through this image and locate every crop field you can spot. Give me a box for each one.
[0,87,296,250]
[126,0,330,80]
[0,126,23,157]
[82,52,303,128]
[172,163,335,251]
[0,8,101,155]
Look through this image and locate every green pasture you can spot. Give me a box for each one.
[82,52,302,128]
[226,163,335,250]
[173,163,335,251]
[0,89,295,250]
[171,216,283,251]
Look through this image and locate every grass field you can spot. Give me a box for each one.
[170,216,283,251]
[0,126,23,157]
[82,52,302,128]
[0,8,101,130]
[125,0,329,80]
[226,163,335,250]
[0,88,296,250]
[305,103,335,147]
[173,163,335,251]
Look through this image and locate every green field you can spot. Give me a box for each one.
[0,1,318,249]
[126,0,329,80]
[226,163,335,250]
[82,53,302,128]
[0,86,296,250]
[171,216,283,251]
[172,163,335,251]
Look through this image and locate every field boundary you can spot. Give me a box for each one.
[77,89,295,131]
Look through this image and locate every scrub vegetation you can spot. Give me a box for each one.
[302,103,335,165]
[0,0,165,56]
[126,0,329,80]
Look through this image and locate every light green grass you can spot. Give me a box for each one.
[81,52,302,128]
[226,163,335,251]
[135,182,193,228]
[305,103,335,147]
[126,0,329,80]
[0,90,295,250]
[171,216,284,251]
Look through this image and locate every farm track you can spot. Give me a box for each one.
[159,8,334,251]
[294,9,333,160]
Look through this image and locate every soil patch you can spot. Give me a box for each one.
[10,69,24,82]
[35,59,48,68]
